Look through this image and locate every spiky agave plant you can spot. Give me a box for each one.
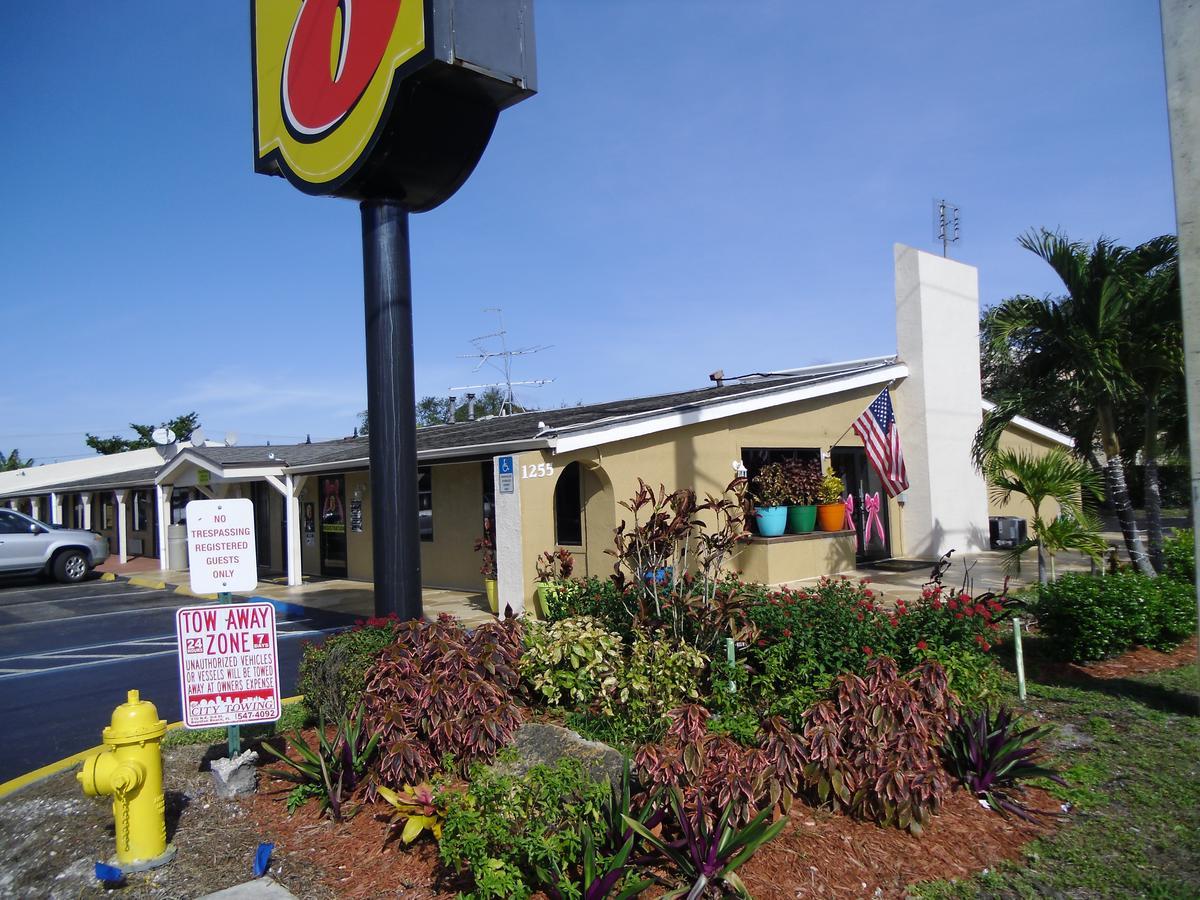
[943,706,1065,820]
[624,787,787,899]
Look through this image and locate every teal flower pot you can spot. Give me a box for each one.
[754,505,787,537]
[787,504,818,533]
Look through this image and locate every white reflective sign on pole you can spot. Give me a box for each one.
[176,602,281,728]
[186,498,258,594]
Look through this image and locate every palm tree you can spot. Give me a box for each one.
[986,446,1106,583]
[979,229,1175,577]
[1118,241,1182,571]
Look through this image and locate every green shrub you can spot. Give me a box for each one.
[1163,528,1195,584]
[520,616,623,711]
[741,577,1004,727]
[438,758,608,899]
[1035,572,1197,662]
[915,644,1004,712]
[297,616,401,722]
[617,631,706,721]
[543,576,635,639]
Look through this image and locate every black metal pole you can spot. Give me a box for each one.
[361,200,423,620]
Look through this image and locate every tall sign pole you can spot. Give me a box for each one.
[251,0,537,618]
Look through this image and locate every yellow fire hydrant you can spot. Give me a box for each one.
[77,690,175,871]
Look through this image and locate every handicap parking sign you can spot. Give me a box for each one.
[498,456,515,493]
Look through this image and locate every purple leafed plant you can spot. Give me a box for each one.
[943,705,1066,821]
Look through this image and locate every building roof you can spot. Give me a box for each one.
[0,355,941,495]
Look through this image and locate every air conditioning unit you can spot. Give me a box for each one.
[988,516,1027,550]
[128,537,144,556]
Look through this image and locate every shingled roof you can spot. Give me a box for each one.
[1,356,904,495]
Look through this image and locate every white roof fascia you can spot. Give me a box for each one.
[155,450,284,484]
[981,400,1074,448]
[552,363,909,455]
[281,439,554,475]
[0,447,165,495]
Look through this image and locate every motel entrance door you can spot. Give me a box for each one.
[318,475,348,577]
[831,448,891,563]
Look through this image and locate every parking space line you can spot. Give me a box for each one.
[0,629,324,680]
[0,604,186,629]
[0,589,157,609]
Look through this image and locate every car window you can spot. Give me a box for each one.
[0,511,32,535]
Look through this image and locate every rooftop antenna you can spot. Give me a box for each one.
[933,199,960,258]
[456,307,553,415]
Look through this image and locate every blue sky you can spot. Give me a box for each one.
[0,2,1178,463]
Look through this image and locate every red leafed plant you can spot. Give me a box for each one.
[633,705,804,827]
[799,656,958,834]
[362,614,524,789]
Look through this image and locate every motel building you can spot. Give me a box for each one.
[0,247,1069,614]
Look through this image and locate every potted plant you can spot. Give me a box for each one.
[750,463,789,537]
[474,518,498,614]
[816,471,846,532]
[783,459,822,533]
[533,547,574,618]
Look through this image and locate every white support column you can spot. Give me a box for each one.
[82,494,92,530]
[49,492,63,526]
[892,244,991,556]
[8,500,16,509]
[283,475,308,587]
[493,455,525,618]
[156,485,171,570]
[114,489,130,565]
[30,497,41,521]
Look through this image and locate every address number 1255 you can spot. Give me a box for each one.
[522,463,554,479]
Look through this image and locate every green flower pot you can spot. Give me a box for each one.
[787,504,818,533]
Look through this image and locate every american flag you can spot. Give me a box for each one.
[851,389,909,497]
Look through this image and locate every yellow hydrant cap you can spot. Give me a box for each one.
[103,689,167,744]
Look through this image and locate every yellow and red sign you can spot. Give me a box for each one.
[252,0,428,195]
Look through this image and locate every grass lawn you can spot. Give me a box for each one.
[914,649,1199,898]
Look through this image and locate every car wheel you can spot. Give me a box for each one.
[53,550,89,584]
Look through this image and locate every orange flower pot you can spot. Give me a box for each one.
[817,502,845,532]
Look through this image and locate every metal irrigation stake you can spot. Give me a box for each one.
[1013,616,1027,702]
[725,637,737,693]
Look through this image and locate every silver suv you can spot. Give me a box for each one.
[0,509,110,583]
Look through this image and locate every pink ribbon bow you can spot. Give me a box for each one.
[843,494,859,550]
[864,492,886,548]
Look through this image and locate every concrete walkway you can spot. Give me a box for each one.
[785,545,1100,605]
[119,568,495,627]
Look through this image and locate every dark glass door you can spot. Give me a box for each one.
[319,475,347,577]
[831,448,891,562]
[250,482,272,568]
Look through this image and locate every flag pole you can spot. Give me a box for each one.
[829,383,895,452]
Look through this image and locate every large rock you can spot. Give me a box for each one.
[210,750,259,798]
[492,723,624,787]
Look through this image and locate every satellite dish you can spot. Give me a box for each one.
[224,431,239,446]
[152,427,176,446]
[189,428,207,447]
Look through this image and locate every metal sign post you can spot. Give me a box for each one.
[251,0,537,619]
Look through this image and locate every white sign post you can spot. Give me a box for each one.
[176,602,281,729]
[185,498,259,594]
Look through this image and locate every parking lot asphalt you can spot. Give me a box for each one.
[0,575,345,784]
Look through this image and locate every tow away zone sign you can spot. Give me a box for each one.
[176,602,281,728]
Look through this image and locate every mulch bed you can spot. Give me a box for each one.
[1036,638,1198,681]
[245,756,1059,899]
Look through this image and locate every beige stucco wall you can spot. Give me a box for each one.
[510,384,898,609]
[739,533,857,585]
[419,461,486,592]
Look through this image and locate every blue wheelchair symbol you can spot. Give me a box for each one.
[498,456,514,475]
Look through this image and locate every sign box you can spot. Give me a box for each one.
[176,601,281,728]
[186,498,258,594]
